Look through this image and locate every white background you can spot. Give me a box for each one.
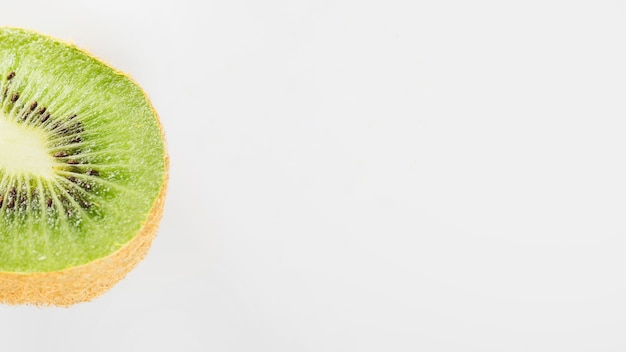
[1,0,626,351]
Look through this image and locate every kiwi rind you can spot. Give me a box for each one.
[0,27,168,306]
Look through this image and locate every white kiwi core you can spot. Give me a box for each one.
[0,115,54,177]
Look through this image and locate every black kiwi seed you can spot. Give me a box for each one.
[38,106,46,115]
[41,112,50,123]
[10,92,19,103]
[69,189,91,209]
[77,193,91,208]
[7,188,15,209]
[59,195,69,210]
[67,160,79,165]
[60,123,82,136]
[22,105,35,120]
[85,169,99,177]
[6,71,14,80]
[53,151,68,158]
[0,195,3,208]
[46,198,53,208]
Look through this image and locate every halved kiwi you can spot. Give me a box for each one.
[0,28,168,306]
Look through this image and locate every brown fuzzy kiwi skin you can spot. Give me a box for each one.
[0,27,169,307]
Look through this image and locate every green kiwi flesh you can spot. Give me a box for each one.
[0,28,166,274]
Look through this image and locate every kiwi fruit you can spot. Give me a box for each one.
[0,27,168,306]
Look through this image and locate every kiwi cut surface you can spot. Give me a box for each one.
[0,28,168,306]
